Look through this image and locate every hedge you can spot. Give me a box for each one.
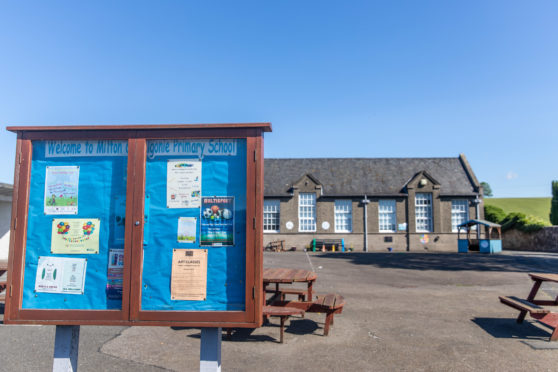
[499,212,548,233]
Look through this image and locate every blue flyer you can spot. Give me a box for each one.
[200,197,234,246]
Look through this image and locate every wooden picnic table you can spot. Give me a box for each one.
[515,273,558,323]
[263,268,317,303]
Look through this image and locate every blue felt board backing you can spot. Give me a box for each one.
[141,139,246,311]
[22,142,127,310]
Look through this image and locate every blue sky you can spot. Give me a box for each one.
[1,1,556,197]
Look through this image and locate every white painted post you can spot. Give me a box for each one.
[53,325,80,372]
[200,327,222,372]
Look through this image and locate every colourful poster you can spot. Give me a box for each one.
[34,256,87,294]
[167,159,202,208]
[51,218,100,254]
[178,217,197,243]
[44,165,79,215]
[106,248,124,300]
[200,197,234,246]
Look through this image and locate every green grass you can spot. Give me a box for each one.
[484,197,551,224]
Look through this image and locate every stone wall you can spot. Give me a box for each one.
[502,226,558,252]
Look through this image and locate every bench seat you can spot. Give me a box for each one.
[499,296,550,314]
[262,305,305,343]
[271,293,346,336]
[265,288,307,301]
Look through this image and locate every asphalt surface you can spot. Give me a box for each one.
[3,251,558,371]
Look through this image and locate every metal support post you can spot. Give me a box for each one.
[361,196,370,252]
[200,327,222,372]
[53,325,80,372]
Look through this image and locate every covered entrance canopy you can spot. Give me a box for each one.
[457,219,502,254]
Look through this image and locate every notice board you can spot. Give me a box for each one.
[4,123,270,328]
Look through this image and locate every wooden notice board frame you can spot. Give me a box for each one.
[4,123,270,328]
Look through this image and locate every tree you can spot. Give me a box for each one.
[550,181,558,225]
[480,182,493,197]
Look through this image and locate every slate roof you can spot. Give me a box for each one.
[264,157,479,197]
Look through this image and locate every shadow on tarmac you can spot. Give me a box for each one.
[472,317,551,341]
[317,252,558,273]
[172,318,321,343]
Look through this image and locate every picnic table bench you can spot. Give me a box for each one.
[262,305,305,343]
[312,238,344,252]
[265,240,286,252]
[263,267,346,338]
[500,273,558,341]
[270,293,346,336]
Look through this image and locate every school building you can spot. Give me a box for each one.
[263,154,483,252]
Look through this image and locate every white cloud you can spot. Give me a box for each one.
[506,171,518,180]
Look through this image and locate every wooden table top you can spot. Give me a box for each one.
[263,268,317,283]
[529,273,558,283]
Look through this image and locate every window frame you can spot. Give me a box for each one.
[263,199,280,233]
[379,199,397,233]
[451,199,469,233]
[334,199,353,233]
[298,193,317,232]
[415,193,433,233]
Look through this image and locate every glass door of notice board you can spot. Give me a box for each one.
[139,139,247,314]
[14,138,133,322]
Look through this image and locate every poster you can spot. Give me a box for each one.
[51,218,100,254]
[200,197,234,246]
[106,248,124,300]
[167,159,202,208]
[178,217,197,243]
[171,249,207,301]
[44,165,79,215]
[34,256,87,294]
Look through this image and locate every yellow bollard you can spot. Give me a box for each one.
[332,245,335,252]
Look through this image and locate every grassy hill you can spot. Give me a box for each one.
[484,197,551,224]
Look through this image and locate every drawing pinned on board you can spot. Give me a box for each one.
[178,217,197,243]
[44,166,79,215]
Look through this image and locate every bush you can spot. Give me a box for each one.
[484,205,506,224]
[500,212,548,233]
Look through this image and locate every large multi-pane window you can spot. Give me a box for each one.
[334,200,352,232]
[451,200,469,232]
[298,193,316,232]
[264,200,280,232]
[415,193,433,232]
[379,199,396,232]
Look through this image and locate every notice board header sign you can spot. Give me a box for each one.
[5,123,270,328]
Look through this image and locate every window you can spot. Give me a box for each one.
[415,193,433,232]
[264,200,280,232]
[451,200,469,232]
[298,193,316,232]
[379,199,396,232]
[334,200,352,232]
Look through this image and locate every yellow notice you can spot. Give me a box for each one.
[171,249,207,301]
[51,218,100,254]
